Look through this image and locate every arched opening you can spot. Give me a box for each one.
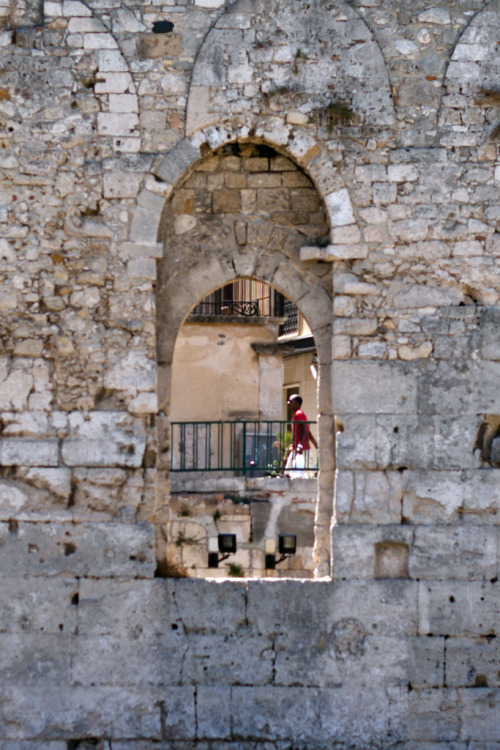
[155,141,334,578]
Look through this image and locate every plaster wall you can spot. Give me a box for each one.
[0,0,500,745]
[171,319,280,422]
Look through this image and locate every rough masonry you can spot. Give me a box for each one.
[0,0,500,745]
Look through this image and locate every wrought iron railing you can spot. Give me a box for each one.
[192,299,259,316]
[170,420,318,475]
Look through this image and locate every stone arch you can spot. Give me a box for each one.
[145,127,360,249]
[155,142,336,577]
[438,0,500,147]
[42,0,141,154]
[186,0,395,138]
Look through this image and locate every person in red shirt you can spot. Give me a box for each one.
[286,394,318,473]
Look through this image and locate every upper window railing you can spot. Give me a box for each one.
[190,281,296,322]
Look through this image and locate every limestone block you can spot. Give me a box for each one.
[230,685,405,746]
[0,358,33,411]
[128,392,157,415]
[358,341,387,358]
[104,350,155,397]
[446,637,500,688]
[0,439,59,467]
[418,581,499,636]
[408,636,445,688]
[181,627,272,686]
[24,468,72,502]
[331,525,413,582]
[103,172,142,198]
[197,685,231,738]
[333,334,351,359]
[97,113,139,137]
[72,632,186,687]
[480,307,500,360]
[324,188,355,226]
[0,521,155,578]
[394,284,463,308]
[462,469,500,521]
[78,579,172,637]
[459,688,500,742]
[84,32,119,50]
[335,470,402,523]
[62,412,146,468]
[325,243,368,260]
[410,526,498,581]
[0,575,78,634]
[407,688,460,742]
[355,165,387,183]
[129,206,160,243]
[334,318,377,335]
[388,164,419,182]
[334,361,417,414]
[120,242,163,259]
[108,93,138,114]
[476,362,500,413]
[0,480,30,513]
[334,273,379,295]
[67,17,105,32]
[334,295,357,317]
[63,0,92,16]
[402,470,465,523]
[417,362,476,417]
[0,632,72,686]
[95,72,134,94]
[72,468,129,516]
[1,684,166,740]
[335,415,377,469]
[154,139,201,185]
[69,286,100,308]
[112,7,145,33]
[13,339,44,357]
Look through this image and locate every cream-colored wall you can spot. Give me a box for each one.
[283,352,318,424]
[171,321,280,422]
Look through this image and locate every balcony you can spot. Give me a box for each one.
[171,419,317,476]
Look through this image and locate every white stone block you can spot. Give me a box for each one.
[98,50,128,72]
[61,412,146,468]
[103,172,142,198]
[418,7,451,24]
[67,17,105,32]
[0,439,59,467]
[108,94,138,114]
[104,351,156,397]
[388,164,418,182]
[326,244,368,260]
[97,113,139,137]
[84,33,118,50]
[112,137,141,153]
[128,393,157,415]
[95,73,133,94]
[44,2,62,17]
[195,0,225,6]
[325,188,355,226]
[63,0,92,16]
[334,361,417,414]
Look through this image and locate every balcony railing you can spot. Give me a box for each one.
[170,420,317,475]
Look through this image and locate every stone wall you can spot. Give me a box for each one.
[1,0,500,745]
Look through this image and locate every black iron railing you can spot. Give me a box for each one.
[170,420,317,475]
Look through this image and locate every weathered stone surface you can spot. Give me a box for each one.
[61,413,147,468]
[0,521,155,578]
